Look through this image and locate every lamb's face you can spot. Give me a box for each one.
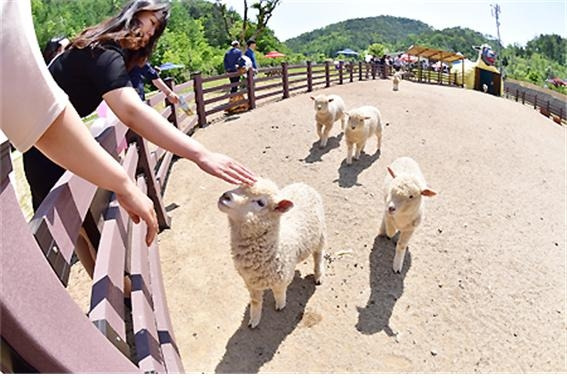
[346,113,369,131]
[218,178,287,223]
[312,95,333,113]
[385,176,423,216]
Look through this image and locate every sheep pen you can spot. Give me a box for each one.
[150,80,564,372]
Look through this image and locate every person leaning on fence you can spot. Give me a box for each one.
[1,0,158,245]
[244,38,258,75]
[223,40,245,94]
[129,56,179,104]
[22,0,256,217]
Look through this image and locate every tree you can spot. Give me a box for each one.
[367,43,386,58]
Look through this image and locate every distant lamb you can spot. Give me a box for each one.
[344,105,383,165]
[218,178,326,328]
[378,157,437,273]
[392,71,401,91]
[310,94,345,147]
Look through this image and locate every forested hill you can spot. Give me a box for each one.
[285,16,433,57]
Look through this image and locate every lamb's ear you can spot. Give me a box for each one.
[421,188,437,197]
[275,199,294,213]
[387,166,396,178]
[364,116,372,120]
[328,98,334,102]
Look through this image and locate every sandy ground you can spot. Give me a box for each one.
[66,79,565,373]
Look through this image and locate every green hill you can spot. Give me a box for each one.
[285,16,433,57]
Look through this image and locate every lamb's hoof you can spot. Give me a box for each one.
[314,278,322,286]
[275,303,286,311]
[319,141,327,148]
[248,318,260,328]
[392,259,403,273]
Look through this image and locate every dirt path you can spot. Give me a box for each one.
[157,79,565,373]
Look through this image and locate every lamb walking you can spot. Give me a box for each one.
[218,178,326,328]
[344,105,383,165]
[379,157,437,273]
[310,94,345,147]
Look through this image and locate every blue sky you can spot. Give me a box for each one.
[218,0,566,46]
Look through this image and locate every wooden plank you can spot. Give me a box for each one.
[147,243,185,373]
[0,173,136,373]
[130,176,166,373]
[88,145,139,360]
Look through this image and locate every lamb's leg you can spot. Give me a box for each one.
[340,115,346,131]
[316,122,323,141]
[320,123,332,147]
[346,142,354,165]
[355,142,365,159]
[393,228,415,273]
[272,285,288,311]
[248,288,264,328]
[376,130,382,151]
[379,214,396,238]
[313,248,324,285]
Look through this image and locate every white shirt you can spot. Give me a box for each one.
[0,0,68,152]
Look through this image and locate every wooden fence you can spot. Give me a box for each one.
[0,94,186,372]
[503,81,566,124]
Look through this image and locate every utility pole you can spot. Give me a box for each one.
[490,3,503,73]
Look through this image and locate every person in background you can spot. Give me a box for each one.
[23,0,256,216]
[42,35,70,65]
[244,38,258,75]
[223,40,245,93]
[1,0,158,245]
[129,56,179,104]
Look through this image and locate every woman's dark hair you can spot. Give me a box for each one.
[42,36,66,64]
[71,0,170,70]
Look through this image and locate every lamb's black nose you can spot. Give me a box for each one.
[221,192,232,202]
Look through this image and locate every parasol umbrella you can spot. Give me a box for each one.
[265,51,286,58]
[335,48,359,56]
[158,62,185,71]
[399,53,417,63]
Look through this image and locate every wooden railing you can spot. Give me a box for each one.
[504,81,566,124]
[1,94,185,372]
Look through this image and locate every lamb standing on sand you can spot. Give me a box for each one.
[344,105,383,165]
[310,94,345,147]
[392,71,401,91]
[217,178,326,328]
[379,157,437,273]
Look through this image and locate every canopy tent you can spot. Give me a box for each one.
[335,48,359,56]
[264,51,286,58]
[158,62,185,71]
[405,45,465,63]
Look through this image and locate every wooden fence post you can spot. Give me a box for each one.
[534,94,537,109]
[358,61,363,81]
[246,68,256,110]
[338,61,344,85]
[162,78,179,128]
[349,63,354,82]
[522,91,525,104]
[192,71,206,127]
[307,61,313,92]
[515,89,518,102]
[325,61,330,87]
[282,62,290,99]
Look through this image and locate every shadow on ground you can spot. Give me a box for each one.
[334,149,381,188]
[356,234,411,336]
[215,272,317,373]
[300,132,343,164]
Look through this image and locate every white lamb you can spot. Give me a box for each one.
[217,178,326,328]
[310,94,345,147]
[392,71,401,91]
[379,157,437,273]
[344,105,383,165]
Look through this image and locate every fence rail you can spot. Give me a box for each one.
[503,82,566,124]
